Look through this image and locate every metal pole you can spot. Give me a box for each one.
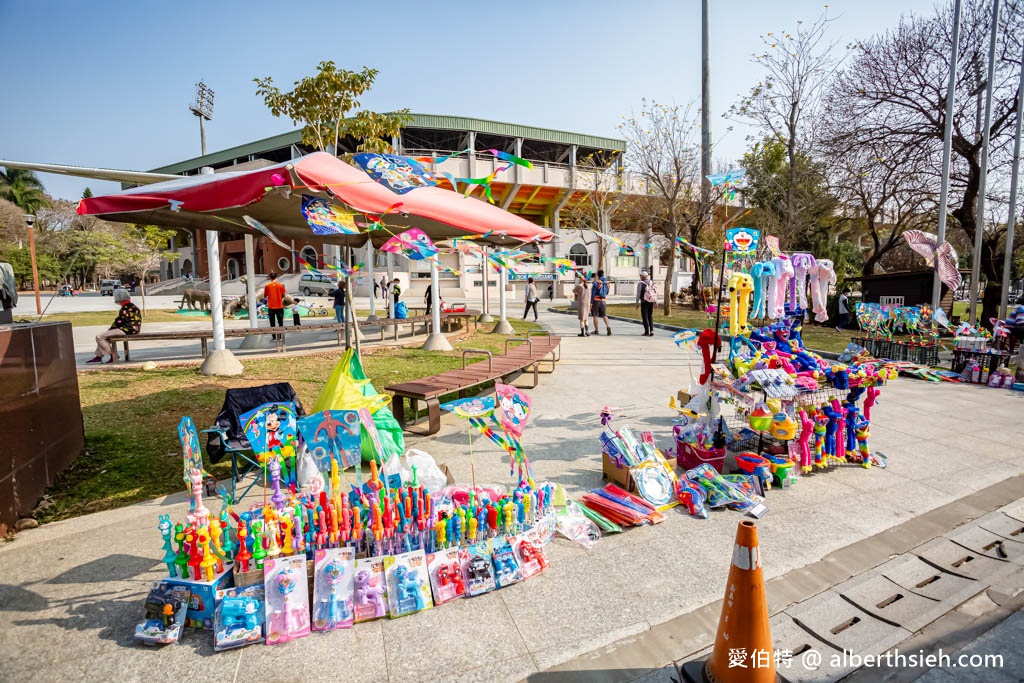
[244,234,258,330]
[422,260,452,350]
[701,0,712,200]
[366,239,378,321]
[386,251,394,318]
[206,228,226,352]
[28,224,41,315]
[492,263,514,334]
[199,117,207,156]
[969,0,1000,325]
[479,246,493,322]
[999,51,1024,319]
[932,0,964,312]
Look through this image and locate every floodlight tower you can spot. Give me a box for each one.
[189,80,215,155]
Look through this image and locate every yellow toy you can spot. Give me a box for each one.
[198,530,216,582]
[769,412,797,440]
[728,272,755,336]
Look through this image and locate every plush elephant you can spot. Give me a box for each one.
[181,288,211,311]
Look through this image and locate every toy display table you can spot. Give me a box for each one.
[951,348,1012,381]
[851,337,939,366]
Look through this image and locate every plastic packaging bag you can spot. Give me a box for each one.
[401,449,448,492]
[555,501,601,549]
[296,444,325,496]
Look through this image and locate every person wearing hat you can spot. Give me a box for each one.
[87,288,141,364]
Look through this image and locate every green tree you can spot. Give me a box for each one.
[0,168,52,215]
[254,62,410,154]
[120,224,179,314]
[741,137,838,251]
[82,187,93,199]
[0,244,61,289]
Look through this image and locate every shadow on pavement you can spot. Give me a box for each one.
[47,554,160,584]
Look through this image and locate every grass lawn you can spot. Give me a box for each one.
[598,303,858,354]
[38,318,538,523]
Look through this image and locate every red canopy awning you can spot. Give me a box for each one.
[77,151,553,246]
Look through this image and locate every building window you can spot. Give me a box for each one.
[226,258,240,280]
[616,255,638,268]
[569,244,591,268]
[300,245,318,267]
[277,256,291,272]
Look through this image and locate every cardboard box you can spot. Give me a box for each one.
[163,566,233,629]
[601,451,635,492]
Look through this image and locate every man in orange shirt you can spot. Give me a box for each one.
[263,272,287,340]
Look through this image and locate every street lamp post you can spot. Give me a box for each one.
[189,80,214,156]
[24,214,41,315]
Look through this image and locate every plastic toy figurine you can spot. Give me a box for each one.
[198,530,217,582]
[173,523,189,579]
[268,457,286,510]
[234,521,252,573]
[134,583,189,646]
[187,467,210,528]
[315,557,352,629]
[354,569,386,618]
[393,565,425,614]
[250,521,267,570]
[158,515,178,577]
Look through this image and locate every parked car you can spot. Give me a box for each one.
[299,272,335,296]
[99,279,122,295]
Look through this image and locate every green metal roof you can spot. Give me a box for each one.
[149,113,626,174]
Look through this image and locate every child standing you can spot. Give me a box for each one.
[291,298,302,326]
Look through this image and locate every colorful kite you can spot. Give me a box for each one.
[300,195,361,235]
[352,153,438,194]
[380,228,438,261]
[706,168,746,202]
[240,402,297,456]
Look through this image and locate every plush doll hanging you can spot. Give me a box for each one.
[728,273,754,336]
[767,255,794,319]
[789,253,816,313]
[809,259,836,322]
[750,261,775,320]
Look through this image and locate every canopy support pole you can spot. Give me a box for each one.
[239,233,271,349]
[422,260,452,350]
[492,264,514,334]
[478,245,494,322]
[366,240,378,322]
[200,166,243,376]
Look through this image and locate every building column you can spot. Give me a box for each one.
[421,261,452,350]
[366,240,378,321]
[491,264,514,334]
[478,245,493,323]
[239,233,271,349]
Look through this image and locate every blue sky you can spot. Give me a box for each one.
[0,0,939,200]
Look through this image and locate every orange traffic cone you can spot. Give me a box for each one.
[681,520,776,683]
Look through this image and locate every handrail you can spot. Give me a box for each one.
[505,337,533,354]
[461,348,493,370]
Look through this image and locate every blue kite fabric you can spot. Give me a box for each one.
[352,153,438,194]
[300,195,361,235]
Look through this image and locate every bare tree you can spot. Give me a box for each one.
[825,139,937,275]
[563,153,624,272]
[620,101,715,314]
[730,10,843,241]
[822,0,1024,323]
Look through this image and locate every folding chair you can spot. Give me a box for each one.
[204,382,306,502]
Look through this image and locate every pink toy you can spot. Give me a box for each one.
[767,255,794,319]
[797,409,814,473]
[186,467,209,528]
[354,569,386,619]
[864,386,880,422]
[831,399,847,463]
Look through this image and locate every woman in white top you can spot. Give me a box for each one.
[522,277,539,321]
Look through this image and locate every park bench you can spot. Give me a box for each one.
[384,330,561,435]
[441,308,481,333]
[110,315,433,361]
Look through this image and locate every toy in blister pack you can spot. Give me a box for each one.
[491,537,523,587]
[214,585,265,651]
[512,528,549,580]
[263,555,310,645]
[464,541,497,596]
[426,546,466,605]
[134,582,190,646]
[383,550,433,618]
[353,556,389,622]
[313,547,355,631]
[529,511,556,545]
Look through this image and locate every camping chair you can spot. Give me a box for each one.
[204,382,306,502]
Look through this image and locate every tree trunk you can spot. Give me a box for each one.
[981,281,1000,330]
[663,232,676,316]
[140,278,147,316]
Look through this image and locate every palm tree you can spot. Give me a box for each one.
[0,167,51,216]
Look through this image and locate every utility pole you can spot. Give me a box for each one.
[24,214,41,315]
[999,49,1024,319]
[932,0,963,312]
[701,0,712,203]
[189,80,214,156]
[969,0,1000,326]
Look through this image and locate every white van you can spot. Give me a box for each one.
[299,272,336,296]
[99,279,122,295]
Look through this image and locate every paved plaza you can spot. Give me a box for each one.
[1,308,1023,682]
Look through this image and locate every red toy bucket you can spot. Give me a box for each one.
[675,441,726,472]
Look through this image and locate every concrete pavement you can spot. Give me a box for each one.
[1,305,1022,682]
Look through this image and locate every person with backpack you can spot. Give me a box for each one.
[590,269,612,335]
[636,271,658,336]
[522,277,539,321]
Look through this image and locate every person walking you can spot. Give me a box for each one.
[547,282,554,302]
[264,272,286,340]
[86,288,141,364]
[836,287,852,331]
[636,271,658,336]
[373,277,380,299]
[380,276,389,301]
[332,280,347,323]
[424,283,432,316]
[573,273,592,336]
[591,269,612,335]
[522,277,539,321]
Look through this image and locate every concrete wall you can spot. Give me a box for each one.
[0,321,84,532]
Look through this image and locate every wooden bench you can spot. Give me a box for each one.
[441,308,481,333]
[385,330,561,435]
[111,315,431,361]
